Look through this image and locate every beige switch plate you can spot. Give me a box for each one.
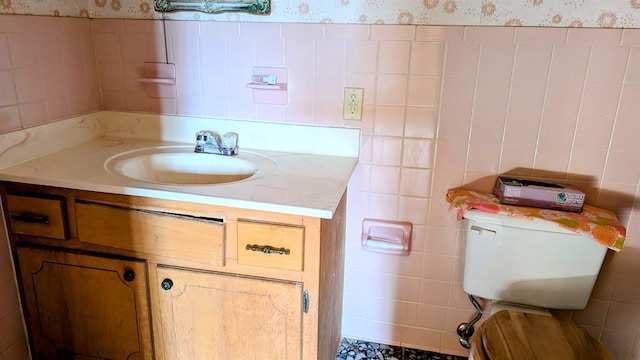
[343,87,364,120]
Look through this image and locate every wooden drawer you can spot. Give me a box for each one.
[237,220,304,271]
[75,201,225,266]
[6,194,68,240]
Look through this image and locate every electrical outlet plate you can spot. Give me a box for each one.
[343,87,364,120]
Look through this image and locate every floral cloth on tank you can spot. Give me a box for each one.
[446,189,625,252]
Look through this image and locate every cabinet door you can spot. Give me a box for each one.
[17,247,153,359]
[157,266,303,360]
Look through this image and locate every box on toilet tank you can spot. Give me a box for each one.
[493,176,585,212]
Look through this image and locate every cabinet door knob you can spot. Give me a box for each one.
[123,270,135,282]
[161,278,173,290]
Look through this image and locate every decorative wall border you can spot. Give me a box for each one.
[1,0,639,28]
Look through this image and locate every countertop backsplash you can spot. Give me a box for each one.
[100,111,360,157]
[0,111,360,171]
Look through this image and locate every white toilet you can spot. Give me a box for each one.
[459,209,611,359]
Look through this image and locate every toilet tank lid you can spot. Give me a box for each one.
[463,210,576,234]
[447,189,625,251]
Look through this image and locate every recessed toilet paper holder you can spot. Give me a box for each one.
[361,218,412,256]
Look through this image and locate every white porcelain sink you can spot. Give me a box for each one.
[105,146,277,185]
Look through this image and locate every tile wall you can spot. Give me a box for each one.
[0,15,100,133]
[0,15,100,359]
[1,14,640,359]
[0,227,28,359]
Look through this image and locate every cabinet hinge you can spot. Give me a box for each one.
[303,290,309,313]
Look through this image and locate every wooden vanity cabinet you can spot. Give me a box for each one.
[1,183,346,360]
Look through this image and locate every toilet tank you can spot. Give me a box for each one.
[462,210,608,310]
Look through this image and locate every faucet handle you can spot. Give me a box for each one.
[221,132,238,155]
[195,131,211,153]
[196,131,212,141]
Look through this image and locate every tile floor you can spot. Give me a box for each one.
[336,338,469,360]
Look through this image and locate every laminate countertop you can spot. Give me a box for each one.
[0,137,358,219]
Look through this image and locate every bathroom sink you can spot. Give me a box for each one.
[105,146,277,185]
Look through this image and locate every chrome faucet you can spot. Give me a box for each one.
[194,131,238,155]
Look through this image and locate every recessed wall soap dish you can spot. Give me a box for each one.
[136,62,177,98]
[361,218,412,256]
[246,66,287,104]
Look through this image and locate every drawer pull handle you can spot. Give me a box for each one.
[11,214,49,225]
[245,244,290,255]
